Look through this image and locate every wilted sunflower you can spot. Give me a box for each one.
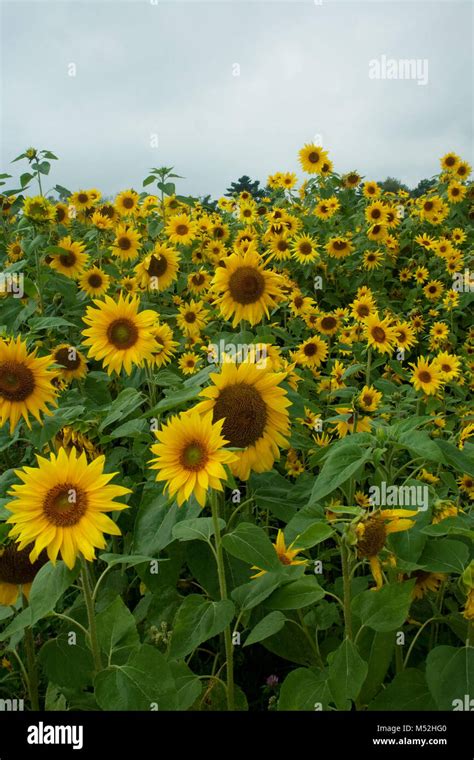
[0,543,48,605]
[356,509,418,589]
[135,244,180,291]
[408,570,446,600]
[50,344,88,383]
[212,245,284,327]
[148,323,178,368]
[79,266,110,298]
[251,529,307,578]
[49,236,89,279]
[149,410,237,507]
[0,336,57,433]
[195,361,291,480]
[165,213,197,245]
[111,223,141,261]
[410,356,443,395]
[82,293,157,375]
[364,313,398,354]
[6,448,130,570]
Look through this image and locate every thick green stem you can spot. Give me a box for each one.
[24,625,40,711]
[341,540,353,640]
[365,347,372,386]
[80,561,103,673]
[210,490,234,711]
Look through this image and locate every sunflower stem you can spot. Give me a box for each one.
[80,561,103,674]
[341,539,353,640]
[210,489,235,711]
[365,347,372,386]
[24,625,40,710]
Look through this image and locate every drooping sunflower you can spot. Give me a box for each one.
[82,293,157,375]
[165,213,197,246]
[6,448,130,570]
[149,410,237,507]
[23,195,55,223]
[134,244,180,291]
[50,344,88,383]
[298,143,328,174]
[111,223,141,261]
[148,323,179,368]
[79,266,111,298]
[0,543,48,605]
[358,385,382,412]
[114,189,139,216]
[0,336,57,433]
[408,570,446,600]
[251,529,307,578]
[212,245,284,328]
[409,356,443,395]
[49,236,89,279]
[194,361,291,480]
[176,300,209,337]
[364,313,398,354]
[356,509,418,589]
[291,234,319,264]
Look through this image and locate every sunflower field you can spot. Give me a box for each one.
[0,144,472,714]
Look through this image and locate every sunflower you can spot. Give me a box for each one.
[251,529,306,578]
[49,236,88,279]
[363,249,384,270]
[394,321,417,351]
[434,351,461,381]
[195,361,291,480]
[326,237,354,259]
[6,240,23,262]
[165,213,197,246]
[6,448,130,569]
[148,323,178,369]
[187,270,211,295]
[79,266,110,298]
[447,180,467,204]
[295,337,328,368]
[409,356,443,395]
[70,190,95,211]
[298,143,328,174]
[440,152,460,173]
[115,189,139,216]
[120,276,139,294]
[291,234,319,264]
[111,223,141,261]
[430,321,449,341]
[424,280,444,301]
[176,300,209,337]
[82,293,157,375]
[91,210,113,230]
[363,181,381,199]
[0,336,57,433]
[351,294,377,322]
[289,292,314,316]
[458,474,474,498]
[0,544,48,605]
[409,570,446,600]
[343,171,361,189]
[135,244,180,291]
[23,195,55,223]
[332,408,372,438]
[364,313,398,354]
[149,410,237,507]
[178,351,201,375]
[269,235,292,261]
[365,201,388,225]
[212,245,284,328]
[358,385,382,412]
[50,344,88,382]
[316,313,340,336]
[356,509,417,589]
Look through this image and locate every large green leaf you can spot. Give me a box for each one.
[39,634,93,689]
[426,646,474,710]
[435,440,474,476]
[133,490,200,555]
[169,595,235,659]
[222,523,280,572]
[352,580,415,632]
[358,629,396,704]
[265,577,325,610]
[327,638,368,709]
[419,538,469,573]
[309,444,372,503]
[96,597,140,664]
[172,517,226,543]
[94,645,178,710]
[244,611,286,647]
[278,668,333,710]
[368,669,436,711]
[231,572,284,611]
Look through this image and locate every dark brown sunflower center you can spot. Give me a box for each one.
[371,209,381,219]
[321,316,337,330]
[184,311,197,323]
[214,227,225,238]
[0,361,35,401]
[371,326,386,343]
[277,240,288,252]
[418,370,432,383]
[100,205,115,219]
[299,242,312,256]
[107,318,139,349]
[308,151,320,163]
[362,394,373,406]
[357,517,386,557]
[294,296,303,308]
[213,383,267,448]
[333,241,347,251]
[441,364,451,372]
[228,266,265,305]
[372,225,382,234]
[180,440,208,471]
[147,254,168,277]
[445,156,455,166]
[59,251,76,267]
[424,201,434,211]
[56,208,66,222]
[54,347,81,371]
[88,273,103,288]
[118,236,132,251]
[175,224,189,236]
[0,544,48,585]
[77,193,88,204]
[192,274,205,285]
[358,305,370,317]
[303,342,318,357]
[43,482,88,527]
[122,197,134,209]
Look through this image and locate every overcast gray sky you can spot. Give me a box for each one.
[1,0,472,199]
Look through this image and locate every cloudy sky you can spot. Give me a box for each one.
[1,0,472,199]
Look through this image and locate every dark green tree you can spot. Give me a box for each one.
[377,176,410,194]
[225,175,264,199]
